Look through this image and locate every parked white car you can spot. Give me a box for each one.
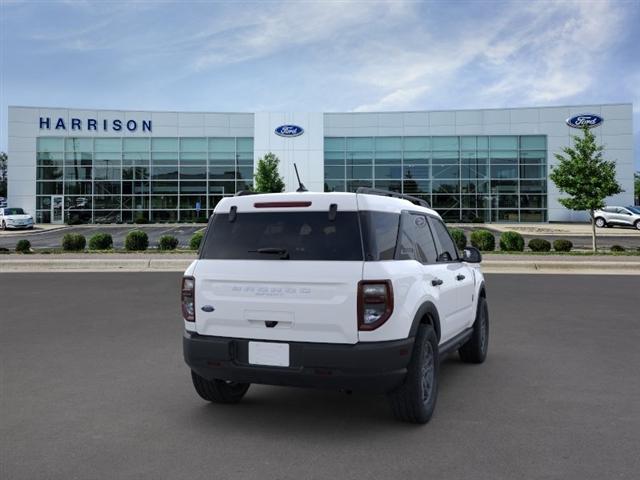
[594,206,640,230]
[0,207,34,230]
[182,189,488,424]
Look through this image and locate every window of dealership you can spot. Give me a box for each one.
[323,135,547,222]
[35,136,253,223]
[35,134,547,224]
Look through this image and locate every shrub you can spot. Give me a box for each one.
[62,233,86,251]
[471,217,485,224]
[610,244,625,252]
[15,239,31,253]
[0,247,10,254]
[66,216,83,225]
[553,239,573,252]
[196,216,208,224]
[499,231,525,252]
[134,216,149,224]
[449,228,467,251]
[470,229,495,251]
[528,238,551,252]
[88,233,113,250]
[190,231,204,250]
[158,235,179,251]
[125,230,149,251]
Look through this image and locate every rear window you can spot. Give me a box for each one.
[200,211,364,261]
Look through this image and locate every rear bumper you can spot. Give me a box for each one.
[183,332,414,393]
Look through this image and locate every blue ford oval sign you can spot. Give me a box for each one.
[566,114,603,129]
[275,125,304,137]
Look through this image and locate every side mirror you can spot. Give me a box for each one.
[462,246,482,263]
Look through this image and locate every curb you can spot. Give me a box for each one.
[1,258,639,274]
[482,260,640,275]
[0,258,195,272]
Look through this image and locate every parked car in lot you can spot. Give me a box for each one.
[594,206,640,230]
[0,207,34,230]
[182,189,488,423]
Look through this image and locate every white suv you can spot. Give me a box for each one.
[182,189,488,423]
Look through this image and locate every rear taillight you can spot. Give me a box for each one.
[181,276,195,322]
[357,280,393,331]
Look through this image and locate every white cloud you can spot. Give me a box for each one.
[351,0,630,111]
[354,85,430,111]
[191,0,409,71]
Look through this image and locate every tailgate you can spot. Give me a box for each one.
[194,260,362,344]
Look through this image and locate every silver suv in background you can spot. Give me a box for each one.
[594,206,640,230]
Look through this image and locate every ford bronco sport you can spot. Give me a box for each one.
[182,189,488,423]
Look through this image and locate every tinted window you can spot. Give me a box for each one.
[397,213,437,263]
[4,208,25,215]
[627,206,640,214]
[201,212,363,261]
[428,217,459,262]
[360,211,400,261]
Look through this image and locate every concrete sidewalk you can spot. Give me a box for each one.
[450,222,640,237]
[1,253,639,274]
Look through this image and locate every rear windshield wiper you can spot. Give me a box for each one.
[248,247,290,259]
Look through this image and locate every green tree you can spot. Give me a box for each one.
[254,152,285,193]
[0,152,7,198]
[549,127,623,252]
[634,171,640,204]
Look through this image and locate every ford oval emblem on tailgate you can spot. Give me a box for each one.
[201,305,215,312]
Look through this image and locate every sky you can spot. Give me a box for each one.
[1,0,639,168]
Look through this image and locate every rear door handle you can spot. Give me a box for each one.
[456,274,466,281]
[431,278,443,286]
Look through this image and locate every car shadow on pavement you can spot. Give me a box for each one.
[178,355,481,436]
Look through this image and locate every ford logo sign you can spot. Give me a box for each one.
[275,125,304,137]
[566,114,603,129]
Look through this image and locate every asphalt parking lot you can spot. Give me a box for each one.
[1,273,639,479]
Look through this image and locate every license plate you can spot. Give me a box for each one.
[248,341,289,367]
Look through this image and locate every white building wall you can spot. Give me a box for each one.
[7,107,253,217]
[324,103,634,222]
[7,104,634,223]
[254,112,324,193]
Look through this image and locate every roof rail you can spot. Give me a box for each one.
[235,190,256,196]
[355,187,430,208]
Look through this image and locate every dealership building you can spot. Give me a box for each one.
[6,103,634,224]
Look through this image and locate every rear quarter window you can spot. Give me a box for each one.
[359,211,400,261]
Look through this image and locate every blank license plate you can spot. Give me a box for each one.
[248,341,290,367]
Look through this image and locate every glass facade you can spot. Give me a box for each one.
[36,137,253,223]
[34,133,547,224]
[324,135,547,222]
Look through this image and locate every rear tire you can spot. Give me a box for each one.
[459,296,489,364]
[595,217,606,228]
[191,371,250,404]
[388,324,439,424]
[635,220,640,230]
[1,221,5,231]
